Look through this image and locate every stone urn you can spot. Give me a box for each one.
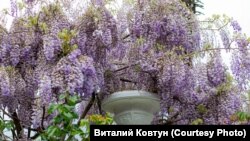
[102,90,160,125]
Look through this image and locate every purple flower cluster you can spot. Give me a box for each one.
[77,5,118,65]
[207,52,226,87]
[129,0,200,54]
[231,51,250,90]
[42,34,61,61]
[10,0,17,16]
[0,68,10,96]
[230,20,242,32]
[38,74,52,105]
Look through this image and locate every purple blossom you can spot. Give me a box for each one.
[236,38,249,51]
[207,52,226,87]
[43,35,61,61]
[39,74,52,106]
[0,68,10,96]
[102,29,112,46]
[220,30,230,48]
[67,49,81,62]
[10,0,17,16]
[231,51,250,90]
[10,45,20,66]
[230,20,242,32]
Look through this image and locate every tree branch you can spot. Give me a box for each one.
[11,112,22,139]
[30,132,41,140]
[41,106,46,130]
[114,63,138,73]
[77,92,96,125]
[120,78,137,84]
[0,107,12,118]
[96,93,104,115]
[122,34,130,40]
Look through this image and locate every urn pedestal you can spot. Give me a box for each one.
[102,90,160,125]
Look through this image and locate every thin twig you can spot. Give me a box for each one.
[160,112,180,125]
[114,63,138,72]
[120,78,137,84]
[30,132,41,140]
[0,107,12,118]
[201,20,231,31]
[28,127,31,139]
[122,34,130,40]
[11,112,22,139]
[11,129,16,140]
[41,106,45,130]
[96,93,104,115]
[77,92,96,125]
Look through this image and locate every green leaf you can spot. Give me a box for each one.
[204,43,212,50]
[191,118,203,125]
[247,114,250,120]
[17,2,25,10]
[72,44,78,50]
[68,95,78,105]
[197,104,207,114]
[40,93,103,141]
[48,104,59,114]
[53,116,63,124]
[2,8,9,14]
[47,126,57,138]
[0,120,5,131]
[236,112,249,121]
[80,119,89,127]
[59,93,67,100]
[63,112,74,119]
[40,22,48,33]
[64,105,75,111]
[70,128,83,136]
[5,121,14,130]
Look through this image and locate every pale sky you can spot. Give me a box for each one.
[197,0,250,68]
[201,0,250,36]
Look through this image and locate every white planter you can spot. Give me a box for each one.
[102,90,160,125]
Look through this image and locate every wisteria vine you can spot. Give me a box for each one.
[0,0,249,140]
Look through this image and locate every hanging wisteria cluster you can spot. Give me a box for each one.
[0,0,250,139]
